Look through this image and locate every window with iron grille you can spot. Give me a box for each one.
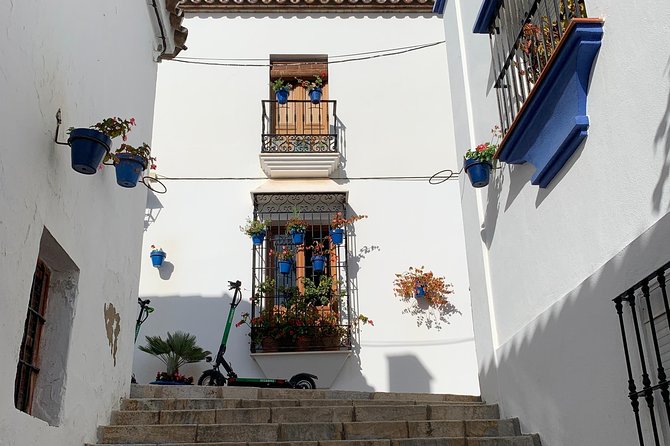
[251,193,352,352]
[15,260,51,414]
[482,0,587,133]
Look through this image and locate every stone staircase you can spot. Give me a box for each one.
[89,384,541,446]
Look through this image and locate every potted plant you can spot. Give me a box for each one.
[150,245,166,268]
[286,212,308,244]
[393,266,460,330]
[305,240,329,273]
[109,142,155,188]
[271,78,293,105]
[463,126,501,188]
[67,117,135,174]
[329,212,367,246]
[138,331,210,385]
[241,217,270,245]
[297,73,325,104]
[274,246,294,275]
[314,312,347,350]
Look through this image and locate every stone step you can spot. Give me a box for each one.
[129,385,481,404]
[111,404,501,425]
[89,435,538,446]
[98,419,520,444]
[121,399,484,412]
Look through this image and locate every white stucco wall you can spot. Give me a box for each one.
[135,13,480,395]
[443,0,670,444]
[0,2,159,445]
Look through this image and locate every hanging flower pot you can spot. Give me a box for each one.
[68,128,112,175]
[329,228,344,245]
[415,285,426,298]
[150,249,166,268]
[464,158,492,188]
[308,88,322,104]
[115,153,147,188]
[275,88,290,105]
[251,232,266,246]
[278,259,292,274]
[312,255,326,272]
[291,229,305,245]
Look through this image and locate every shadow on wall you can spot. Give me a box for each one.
[387,354,432,393]
[158,261,175,280]
[478,208,670,446]
[652,57,670,212]
[145,190,164,231]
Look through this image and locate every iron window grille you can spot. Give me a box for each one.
[614,262,670,446]
[261,100,338,153]
[485,0,587,133]
[15,260,51,413]
[251,193,352,352]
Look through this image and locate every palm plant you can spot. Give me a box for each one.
[138,331,210,375]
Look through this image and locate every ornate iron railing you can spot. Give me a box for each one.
[250,193,352,353]
[261,100,338,153]
[614,262,670,445]
[485,0,587,133]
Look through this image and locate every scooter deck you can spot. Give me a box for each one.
[227,377,293,388]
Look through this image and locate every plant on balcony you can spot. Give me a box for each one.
[241,217,270,245]
[305,239,330,273]
[463,126,501,188]
[329,212,367,245]
[139,331,211,384]
[108,142,155,188]
[67,117,135,175]
[271,78,293,105]
[236,309,284,352]
[286,212,308,244]
[297,73,325,104]
[393,266,460,330]
[273,246,294,274]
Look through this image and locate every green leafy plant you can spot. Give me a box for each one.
[286,211,308,234]
[296,72,325,91]
[393,266,460,330]
[464,126,502,164]
[271,78,293,92]
[138,331,210,376]
[241,218,270,237]
[106,142,156,170]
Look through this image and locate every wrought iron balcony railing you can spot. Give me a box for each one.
[261,100,338,153]
[485,0,587,133]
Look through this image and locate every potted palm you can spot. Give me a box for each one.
[241,218,270,245]
[67,117,135,174]
[109,142,155,188]
[463,126,501,188]
[271,78,293,105]
[139,331,210,385]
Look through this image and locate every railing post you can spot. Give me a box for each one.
[656,272,670,419]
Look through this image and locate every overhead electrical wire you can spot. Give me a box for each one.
[169,41,446,68]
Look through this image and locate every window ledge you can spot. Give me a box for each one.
[495,19,604,188]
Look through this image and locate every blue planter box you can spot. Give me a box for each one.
[309,88,322,104]
[464,158,492,188]
[68,128,111,175]
[312,255,326,272]
[115,153,146,188]
[150,250,166,268]
[330,228,344,245]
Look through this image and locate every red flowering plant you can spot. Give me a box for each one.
[296,72,326,91]
[68,117,135,140]
[271,246,294,261]
[393,266,460,330]
[464,126,502,164]
[330,212,367,230]
[107,142,157,170]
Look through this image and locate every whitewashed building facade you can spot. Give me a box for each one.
[134,0,480,395]
[0,1,186,445]
[440,0,670,444]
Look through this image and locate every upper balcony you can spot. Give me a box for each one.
[260,99,339,178]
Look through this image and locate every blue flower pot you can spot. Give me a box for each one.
[291,230,305,244]
[312,255,326,272]
[278,259,292,274]
[275,88,290,105]
[330,228,344,245]
[415,285,426,298]
[464,158,492,188]
[68,128,111,175]
[115,153,147,188]
[309,88,322,104]
[150,250,166,268]
[252,232,266,246]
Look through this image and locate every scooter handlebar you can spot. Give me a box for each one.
[228,280,242,290]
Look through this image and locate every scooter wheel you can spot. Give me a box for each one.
[198,370,225,386]
[290,374,316,389]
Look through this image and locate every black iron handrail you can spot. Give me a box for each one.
[261,100,338,153]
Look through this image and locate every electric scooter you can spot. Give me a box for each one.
[197,280,318,389]
[131,298,155,383]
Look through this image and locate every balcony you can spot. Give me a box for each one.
[260,100,339,178]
